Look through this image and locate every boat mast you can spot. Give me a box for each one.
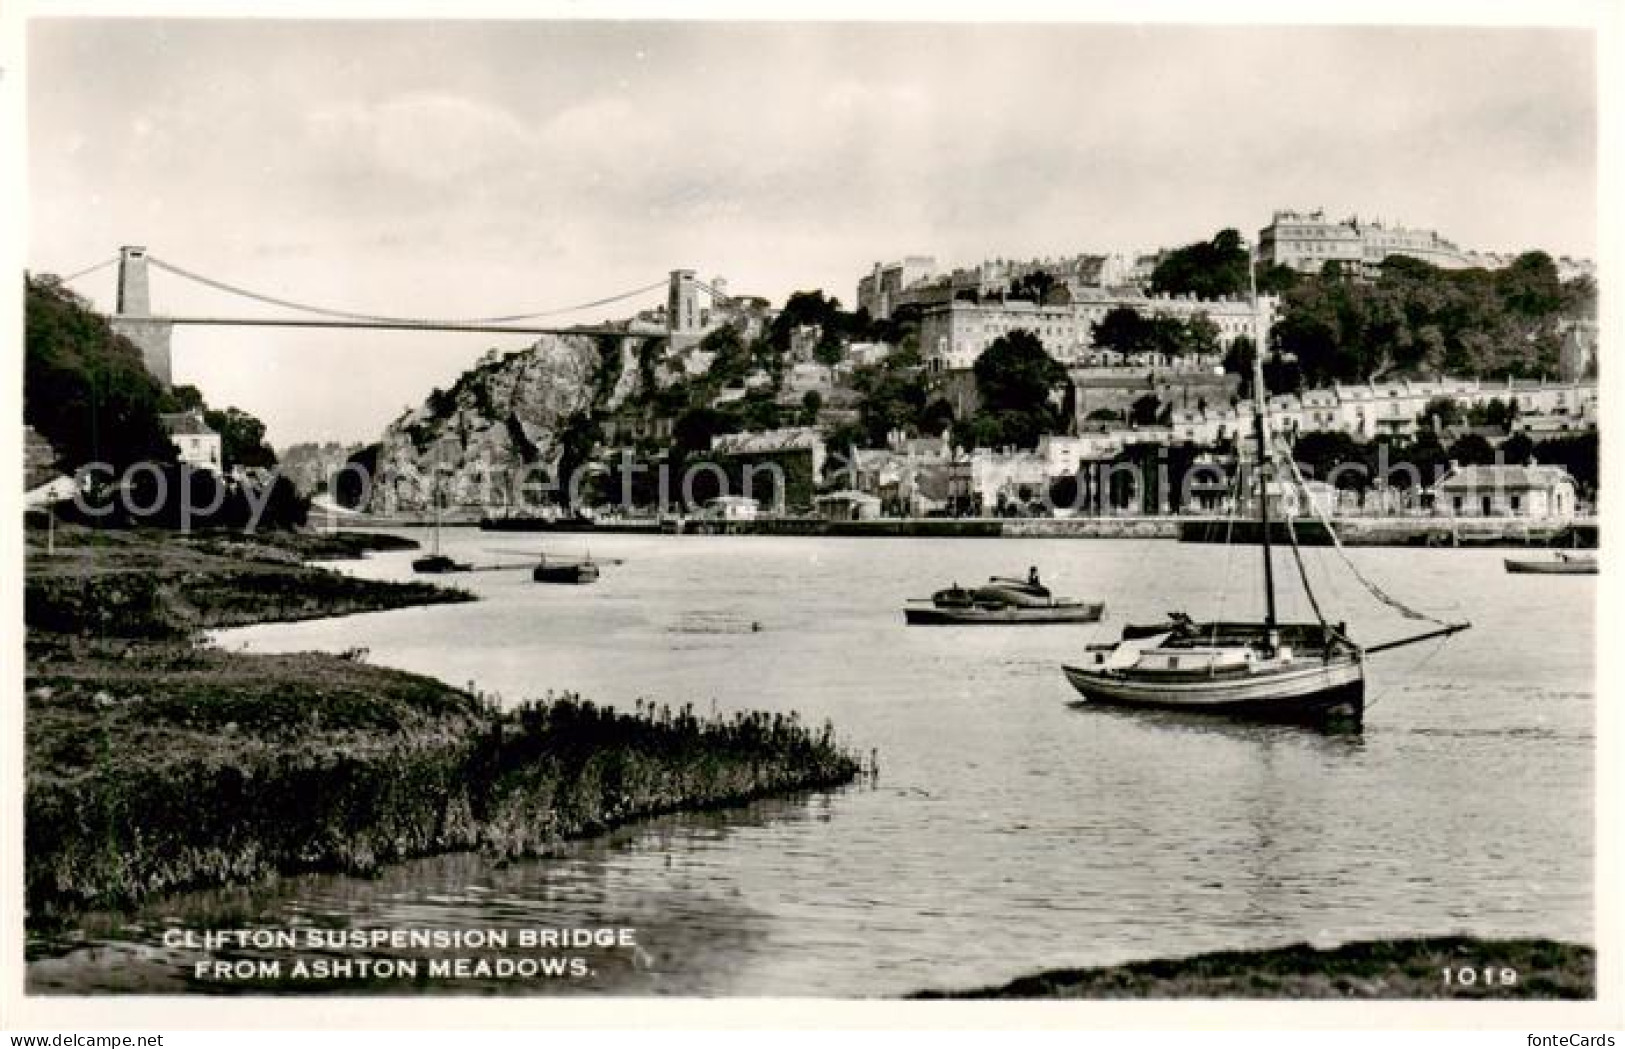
[430,446,443,557]
[1248,252,1278,636]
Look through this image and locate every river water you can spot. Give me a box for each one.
[28,531,1595,996]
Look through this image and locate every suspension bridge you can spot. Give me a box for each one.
[54,247,727,388]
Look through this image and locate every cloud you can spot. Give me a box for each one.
[306,92,536,184]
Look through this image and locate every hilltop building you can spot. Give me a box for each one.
[857,257,939,319]
[857,252,1149,322]
[1253,209,1577,278]
[919,292,1272,373]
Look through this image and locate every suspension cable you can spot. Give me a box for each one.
[145,255,667,326]
[50,257,118,285]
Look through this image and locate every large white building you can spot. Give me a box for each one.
[919,292,1274,372]
[1259,209,1477,276]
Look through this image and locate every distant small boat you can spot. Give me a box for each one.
[1505,551,1598,574]
[412,553,470,574]
[905,577,1104,625]
[533,554,600,585]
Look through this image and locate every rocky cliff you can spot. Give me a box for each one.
[365,332,659,513]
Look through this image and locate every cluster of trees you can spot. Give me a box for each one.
[1267,253,1591,388]
[1091,305,1222,359]
[768,290,874,366]
[1143,228,1593,393]
[1005,270,1058,304]
[25,274,303,529]
[1417,394,1522,431]
[1150,229,1252,299]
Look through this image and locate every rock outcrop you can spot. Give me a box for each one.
[365,332,659,513]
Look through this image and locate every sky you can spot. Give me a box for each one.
[25,17,1600,446]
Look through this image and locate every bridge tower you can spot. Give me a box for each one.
[109,245,174,389]
[667,268,700,342]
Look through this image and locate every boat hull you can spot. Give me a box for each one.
[412,555,468,573]
[905,602,1105,625]
[1504,558,1597,574]
[1061,658,1364,727]
[533,563,600,584]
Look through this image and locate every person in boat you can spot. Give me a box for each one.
[1027,566,1041,587]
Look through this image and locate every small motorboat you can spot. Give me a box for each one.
[533,554,600,585]
[1505,550,1598,574]
[904,576,1104,625]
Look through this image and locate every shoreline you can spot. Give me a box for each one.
[467,513,1598,547]
[913,936,1595,999]
[24,525,862,930]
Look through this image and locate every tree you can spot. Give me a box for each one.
[1149,228,1250,299]
[1221,335,1257,396]
[800,390,823,426]
[673,406,730,458]
[1468,396,1516,430]
[1419,396,1463,430]
[1446,432,1497,466]
[973,330,1066,413]
[1292,431,1372,491]
[699,324,751,386]
[1184,313,1221,357]
[1497,252,1564,316]
[1007,270,1057,304]
[162,384,206,412]
[1501,431,1535,466]
[967,330,1067,449]
[813,329,845,367]
[920,398,956,437]
[1128,394,1162,427]
[205,406,278,469]
[1091,306,1152,356]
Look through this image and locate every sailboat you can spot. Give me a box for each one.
[413,458,469,573]
[1062,258,1469,729]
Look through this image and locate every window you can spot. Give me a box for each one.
[1510,495,1521,513]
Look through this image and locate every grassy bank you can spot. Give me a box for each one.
[913,936,1594,999]
[26,527,469,639]
[25,525,860,929]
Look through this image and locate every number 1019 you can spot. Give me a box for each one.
[1442,967,1518,987]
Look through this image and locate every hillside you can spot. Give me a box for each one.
[357,332,658,513]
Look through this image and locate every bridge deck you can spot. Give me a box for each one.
[134,316,643,336]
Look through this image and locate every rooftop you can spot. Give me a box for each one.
[1435,463,1575,491]
[710,426,824,456]
[159,411,217,437]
